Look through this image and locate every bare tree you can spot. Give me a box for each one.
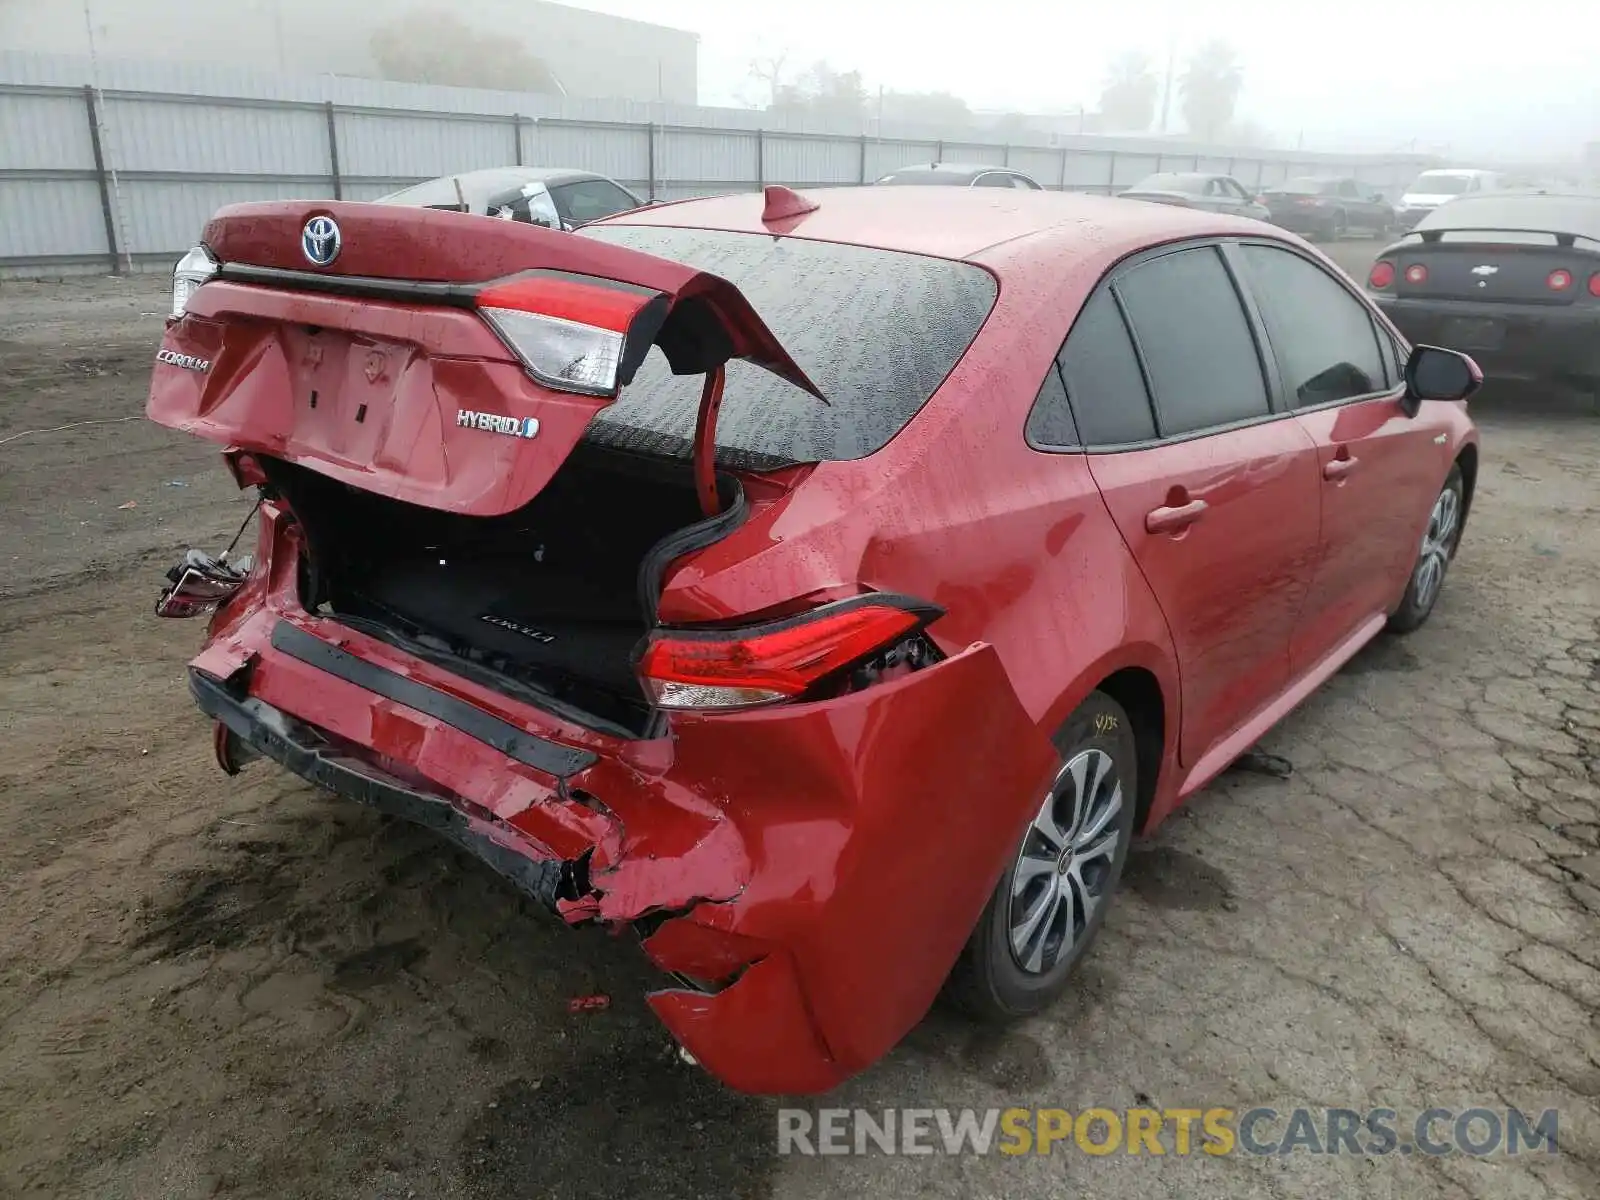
[1180,41,1245,142]
[879,91,972,129]
[769,61,867,124]
[748,51,791,110]
[1099,51,1159,133]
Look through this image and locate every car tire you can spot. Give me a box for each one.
[944,691,1138,1021]
[1388,463,1465,634]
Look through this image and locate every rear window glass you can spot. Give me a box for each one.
[1410,172,1474,195]
[1277,178,1335,195]
[876,170,970,186]
[1414,194,1600,242]
[1133,173,1203,193]
[576,226,998,467]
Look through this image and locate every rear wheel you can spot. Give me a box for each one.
[1388,464,1465,634]
[945,691,1137,1020]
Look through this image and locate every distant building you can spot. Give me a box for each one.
[0,0,699,104]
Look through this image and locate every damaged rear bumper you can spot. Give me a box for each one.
[192,670,577,910]
[182,507,1059,1094]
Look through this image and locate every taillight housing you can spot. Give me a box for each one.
[1368,261,1396,289]
[1404,263,1428,285]
[170,245,219,321]
[1546,269,1573,292]
[1588,272,1600,298]
[636,596,942,711]
[476,271,667,398]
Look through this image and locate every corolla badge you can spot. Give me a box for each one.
[301,216,341,267]
[457,410,540,439]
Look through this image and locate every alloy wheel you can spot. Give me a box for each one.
[1007,748,1124,975]
[1413,484,1461,611]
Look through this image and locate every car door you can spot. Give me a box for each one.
[1067,245,1323,768]
[1230,241,1443,675]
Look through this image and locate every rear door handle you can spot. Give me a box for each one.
[1145,499,1209,534]
[1323,455,1361,481]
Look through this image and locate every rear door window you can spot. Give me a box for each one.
[1114,247,1271,435]
[1236,244,1388,406]
[578,225,997,467]
[1054,291,1157,446]
[1024,364,1079,448]
[974,173,1014,188]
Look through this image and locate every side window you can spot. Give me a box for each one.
[1024,364,1079,448]
[1226,179,1252,200]
[1055,291,1157,446]
[974,173,1012,189]
[550,179,639,224]
[1011,175,1041,190]
[1236,244,1388,407]
[1337,179,1359,198]
[1114,246,1270,435]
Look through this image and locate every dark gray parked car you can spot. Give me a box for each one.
[376,167,644,230]
[1118,172,1270,221]
[1260,177,1395,240]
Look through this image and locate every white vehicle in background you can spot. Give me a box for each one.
[1396,168,1503,229]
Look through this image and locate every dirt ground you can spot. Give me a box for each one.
[2,252,1597,1200]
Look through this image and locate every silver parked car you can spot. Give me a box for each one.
[376,167,644,230]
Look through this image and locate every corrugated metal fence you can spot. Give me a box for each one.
[0,51,1438,278]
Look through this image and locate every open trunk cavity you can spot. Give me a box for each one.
[263,444,743,738]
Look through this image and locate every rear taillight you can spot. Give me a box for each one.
[1368,261,1396,289]
[475,271,664,397]
[1404,263,1429,285]
[636,597,940,711]
[170,245,219,320]
[1588,273,1600,298]
[1546,269,1573,292]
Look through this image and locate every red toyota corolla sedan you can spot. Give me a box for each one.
[147,185,1480,1095]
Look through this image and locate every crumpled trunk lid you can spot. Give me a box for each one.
[148,201,819,517]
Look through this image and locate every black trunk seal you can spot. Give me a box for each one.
[269,621,598,779]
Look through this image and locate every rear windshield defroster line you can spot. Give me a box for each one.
[579,225,998,469]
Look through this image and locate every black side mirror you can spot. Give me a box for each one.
[1401,345,1482,416]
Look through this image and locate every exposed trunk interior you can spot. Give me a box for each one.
[262,443,734,738]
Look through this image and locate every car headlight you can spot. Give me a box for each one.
[171,246,219,320]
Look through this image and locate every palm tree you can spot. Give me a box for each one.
[1099,51,1159,133]
[1180,41,1244,142]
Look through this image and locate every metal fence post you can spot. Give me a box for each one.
[935,139,944,164]
[647,122,657,201]
[859,133,868,183]
[1002,144,1010,167]
[755,127,764,189]
[82,85,121,275]
[324,101,343,200]
[512,114,523,166]
[1058,146,1068,190]
[1106,151,1117,195]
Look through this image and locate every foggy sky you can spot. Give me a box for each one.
[574,0,1597,157]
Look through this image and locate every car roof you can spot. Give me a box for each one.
[599,185,1276,266]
